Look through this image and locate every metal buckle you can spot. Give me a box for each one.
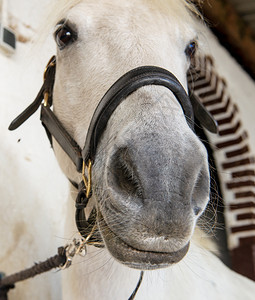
[82,160,92,198]
[60,224,98,270]
[60,238,87,270]
[43,56,56,107]
[43,56,56,81]
[43,92,49,107]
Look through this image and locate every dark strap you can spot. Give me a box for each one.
[8,56,84,172]
[8,56,56,131]
[75,181,103,244]
[189,92,218,133]
[40,105,83,172]
[82,66,194,164]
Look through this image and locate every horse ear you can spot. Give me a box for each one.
[189,92,218,133]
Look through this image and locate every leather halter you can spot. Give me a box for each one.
[9,56,217,241]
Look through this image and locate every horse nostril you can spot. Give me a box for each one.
[193,206,202,216]
[111,148,143,198]
[191,165,210,217]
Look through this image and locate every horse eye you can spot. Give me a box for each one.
[185,41,197,58]
[55,25,76,50]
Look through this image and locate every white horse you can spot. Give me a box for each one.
[2,0,255,299]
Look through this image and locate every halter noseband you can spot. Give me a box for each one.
[8,55,217,242]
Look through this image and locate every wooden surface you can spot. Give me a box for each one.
[194,0,255,79]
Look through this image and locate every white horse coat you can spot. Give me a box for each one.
[1,0,255,299]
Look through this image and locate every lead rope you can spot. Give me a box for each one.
[0,236,91,300]
[0,247,67,299]
[0,243,144,300]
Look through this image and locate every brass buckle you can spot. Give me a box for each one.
[43,92,49,107]
[43,56,56,81]
[43,56,56,107]
[82,160,92,198]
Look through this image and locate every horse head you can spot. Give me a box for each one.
[50,0,210,270]
[10,0,211,271]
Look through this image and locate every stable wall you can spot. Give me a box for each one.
[0,1,68,299]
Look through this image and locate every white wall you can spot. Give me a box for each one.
[0,1,68,299]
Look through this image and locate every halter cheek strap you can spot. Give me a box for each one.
[8,55,218,241]
[8,57,56,130]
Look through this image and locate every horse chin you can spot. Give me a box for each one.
[98,210,190,270]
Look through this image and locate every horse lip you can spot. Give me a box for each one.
[98,211,190,270]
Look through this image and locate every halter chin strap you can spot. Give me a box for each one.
[8,55,218,241]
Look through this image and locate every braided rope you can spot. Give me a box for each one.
[0,247,66,299]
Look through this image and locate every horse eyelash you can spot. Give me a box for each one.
[54,19,78,49]
[185,40,198,59]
